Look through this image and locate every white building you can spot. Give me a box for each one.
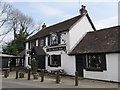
[70,26,120,82]
[25,5,95,76]
[25,5,120,82]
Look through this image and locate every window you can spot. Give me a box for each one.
[31,41,36,48]
[39,38,45,47]
[86,54,106,71]
[48,33,61,46]
[48,55,61,67]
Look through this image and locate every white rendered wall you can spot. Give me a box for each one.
[84,53,119,82]
[26,42,29,50]
[45,51,76,76]
[61,32,70,52]
[118,54,120,82]
[60,31,68,45]
[36,40,38,46]
[25,42,30,67]
[69,15,94,50]
[61,53,76,75]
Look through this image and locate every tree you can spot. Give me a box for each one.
[2,41,18,55]
[0,1,14,42]
[1,1,39,55]
[2,25,33,55]
[0,1,36,43]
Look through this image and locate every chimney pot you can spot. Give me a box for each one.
[42,23,46,29]
[80,5,87,15]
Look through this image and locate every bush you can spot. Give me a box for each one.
[31,58,38,73]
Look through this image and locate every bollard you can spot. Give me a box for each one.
[28,69,31,80]
[75,71,78,86]
[15,69,19,79]
[41,70,44,82]
[56,71,60,84]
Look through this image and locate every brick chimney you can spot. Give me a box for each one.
[80,5,87,15]
[42,23,46,29]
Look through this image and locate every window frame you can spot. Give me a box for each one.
[31,40,36,48]
[85,54,106,71]
[48,55,61,67]
[38,37,45,47]
[48,33,61,46]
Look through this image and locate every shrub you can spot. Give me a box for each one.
[31,58,37,73]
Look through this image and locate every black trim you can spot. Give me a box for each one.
[48,56,50,66]
[28,57,31,65]
[46,46,66,52]
[48,35,50,46]
[86,14,96,31]
[69,51,120,55]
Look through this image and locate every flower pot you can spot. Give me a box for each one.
[33,73,39,79]
[4,70,9,78]
[19,72,24,78]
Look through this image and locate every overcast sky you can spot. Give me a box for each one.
[0,0,119,52]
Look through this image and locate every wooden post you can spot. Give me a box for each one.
[28,69,31,80]
[75,71,78,86]
[41,70,44,82]
[56,71,60,84]
[15,69,19,79]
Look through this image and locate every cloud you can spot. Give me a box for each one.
[94,16,118,30]
[39,5,64,17]
[34,4,71,20]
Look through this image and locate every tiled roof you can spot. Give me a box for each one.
[26,15,83,41]
[70,26,120,54]
[31,46,46,55]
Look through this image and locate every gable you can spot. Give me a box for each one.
[68,14,95,50]
[69,26,120,54]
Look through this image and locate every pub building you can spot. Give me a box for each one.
[25,5,120,82]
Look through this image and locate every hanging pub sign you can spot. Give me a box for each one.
[46,46,66,52]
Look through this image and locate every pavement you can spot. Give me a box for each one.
[1,71,119,88]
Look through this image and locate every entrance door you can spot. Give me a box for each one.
[76,55,86,77]
[35,55,45,69]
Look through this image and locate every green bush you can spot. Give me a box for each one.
[31,58,37,73]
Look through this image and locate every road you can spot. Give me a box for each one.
[2,78,77,88]
[2,78,44,88]
[1,75,119,89]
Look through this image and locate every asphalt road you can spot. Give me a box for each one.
[2,78,77,88]
[2,79,43,88]
[1,75,119,89]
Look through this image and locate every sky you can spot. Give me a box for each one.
[10,2,118,29]
[0,0,119,52]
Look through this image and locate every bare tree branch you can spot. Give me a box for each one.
[0,1,36,43]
